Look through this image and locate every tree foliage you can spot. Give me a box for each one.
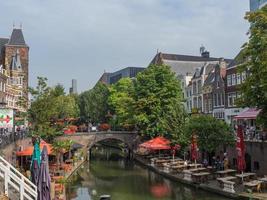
[79,82,109,124]
[160,101,188,147]
[238,5,267,127]
[185,115,234,153]
[134,65,184,137]
[108,78,135,128]
[28,77,79,142]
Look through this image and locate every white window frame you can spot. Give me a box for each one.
[227,75,232,86]
[232,74,236,86]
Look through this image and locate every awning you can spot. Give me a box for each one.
[16,140,53,156]
[234,108,261,120]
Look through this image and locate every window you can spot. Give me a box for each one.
[214,94,217,107]
[193,97,197,108]
[241,72,246,82]
[236,73,241,84]
[197,80,202,94]
[208,99,212,112]
[3,83,6,92]
[222,93,225,106]
[0,82,2,92]
[18,76,23,85]
[198,96,202,110]
[232,74,236,85]
[228,93,237,107]
[227,75,232,86]
[218,93,221,106]
[193,82,197,95]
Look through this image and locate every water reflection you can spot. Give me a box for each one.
[66,146,230,200]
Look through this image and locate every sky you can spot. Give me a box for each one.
[0,0,249,92]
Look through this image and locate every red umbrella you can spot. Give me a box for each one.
[236,125,246,172]
[191,134,198,162]
[139,137,171,150]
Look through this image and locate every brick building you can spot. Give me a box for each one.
[0,27,29,112]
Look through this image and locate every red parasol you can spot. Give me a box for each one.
[139,136,171,150]
[236,125,246,172]
[191,134,198,161]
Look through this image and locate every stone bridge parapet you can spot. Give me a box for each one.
[57,131,139,150]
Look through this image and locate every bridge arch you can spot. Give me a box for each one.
[57,131,139,152]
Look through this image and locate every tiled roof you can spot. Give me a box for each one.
[150,52,233,76]
[8,29,26,46]
[203,71,215,86]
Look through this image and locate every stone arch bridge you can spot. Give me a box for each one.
[57,131,139,151]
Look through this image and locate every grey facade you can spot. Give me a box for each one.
[98,67,145,85]
[69,79,78,94]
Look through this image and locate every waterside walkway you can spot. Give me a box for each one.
[135,156,267,200]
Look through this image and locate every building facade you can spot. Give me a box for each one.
[211,60,227,120]
[224,59,248,124]
[0,28,29,112]
[97,67,145,85]
[69,79,78,94]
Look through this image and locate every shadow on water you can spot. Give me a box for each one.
[66,145,231,200]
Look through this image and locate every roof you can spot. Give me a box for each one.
[234,108,261,120]
[203,71,215,86]
[8,28,26,46]
[150,52,233,76]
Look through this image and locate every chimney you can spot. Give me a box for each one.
[219,58,226,78]
[201,51,210,58]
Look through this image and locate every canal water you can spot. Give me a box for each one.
[66,146,230,200]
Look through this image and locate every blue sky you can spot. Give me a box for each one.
[0,0,249,92]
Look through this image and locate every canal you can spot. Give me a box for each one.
[66,146,231,200]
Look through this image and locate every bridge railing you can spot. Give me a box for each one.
[73,131,138,135]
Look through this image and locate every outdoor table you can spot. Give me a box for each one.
[189,167,207,173]
[244,180,262,192]
[217,176,237,188]
[235,172,256,183]
[216,169,236,178]
[188,163,202,169]
[172,165,186,172]
[192,172,210,183]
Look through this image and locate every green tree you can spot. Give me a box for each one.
[79,82,109,124]
[134,65,184,137]
[55,95,79,120]
[52,140,66,169]
[28,77,79,142]
[184,115,234,155]
[238,5,267,127]
[108,78,135,129]
[160,100,188,148]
